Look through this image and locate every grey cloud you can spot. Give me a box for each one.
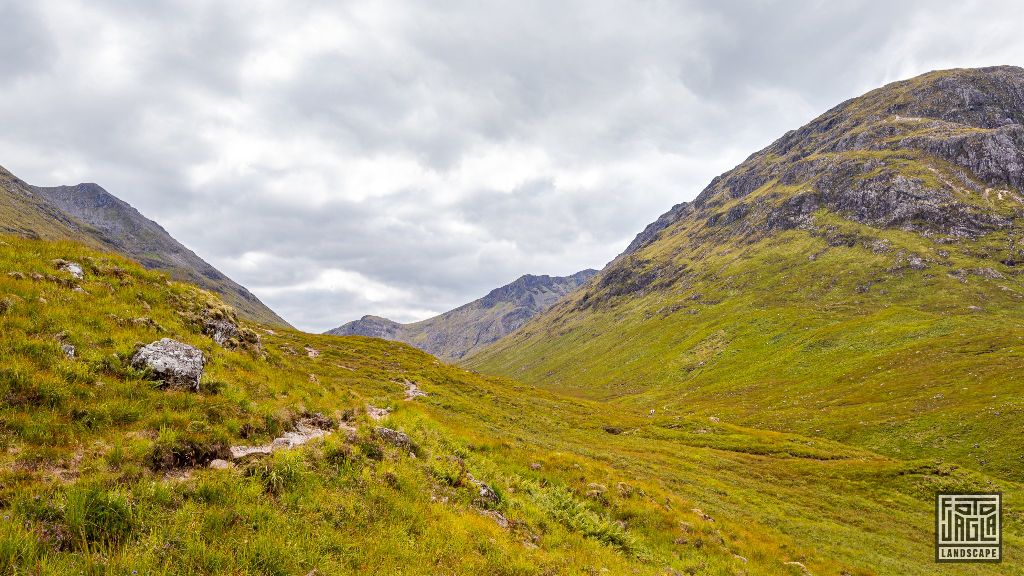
[1,0,1022,332]
[0,3,53,82]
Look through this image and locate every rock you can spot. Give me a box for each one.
[692,508,714,522]
[131,338,206,391]
[375,427,413,450]
[208,459,233,469]
[467,473,500,506]
[367,405,392,420]
[708,416,720,423]
[529,462,542,471]
[973,267,1005,279]
[203,318,238,346]
[403,379,427,400]
[53,259,84,279]
[229,444,273,459]
[617,482,635,498]
[6,271,25,280]
[783,560,812,575]
[61,344,75,359]
[305,346,320,358]
[229,415,335,460]
[477,508,510,529]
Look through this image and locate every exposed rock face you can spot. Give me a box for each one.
[375,427,413,450]
[203,318,238,346]
[620,65,1024,258]
[0,167,289,327]
[229,414,336,460]
[53,259,84,279]
[131,338,206,391]
[325,269,598,360]
[569,66,1024,311]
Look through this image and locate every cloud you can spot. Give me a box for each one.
[1,0,1022,331]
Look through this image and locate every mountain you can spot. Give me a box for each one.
[0,165,290,327]
[469,66,1024,479]
[326,269,597,360]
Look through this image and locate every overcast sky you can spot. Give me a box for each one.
[2,0,1022,331]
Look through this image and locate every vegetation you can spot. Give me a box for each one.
[0,232,1019,574]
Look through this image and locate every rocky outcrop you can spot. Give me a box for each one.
[53,259,84,279]
[203,318,238,346]
[617,66,1024,251]
[229,414,338,460]
[131,338,206,391]
[375,427,414,450]
[325,269,598,360]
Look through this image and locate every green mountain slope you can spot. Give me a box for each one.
[0,165,290,328]
[3,236,1019,574]
[326,270,597,360]
[468,66,1024,480]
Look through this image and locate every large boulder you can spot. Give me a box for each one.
[131,338,205,391]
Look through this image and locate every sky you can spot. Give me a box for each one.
[1,0,1023,331]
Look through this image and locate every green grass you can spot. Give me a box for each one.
[469,207,1024,476]
[0,234,1020,574]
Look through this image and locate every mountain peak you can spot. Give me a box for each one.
[622,66,1024,258]
[0,165,289,327]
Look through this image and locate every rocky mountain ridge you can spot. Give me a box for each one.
[327,269,597,360]
[0,165,290,327]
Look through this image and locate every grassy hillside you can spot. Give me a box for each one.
[0,165,290,328]
[2,235,1019,574]
[468,67,1024,484]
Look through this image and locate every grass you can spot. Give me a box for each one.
[469,206,1024,475]
[0,234,1020,574]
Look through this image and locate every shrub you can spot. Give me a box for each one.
[244,452,307,496]
[0,516,43,571]
[63,485,136,549]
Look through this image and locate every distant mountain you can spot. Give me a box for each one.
[0,165,290,327]
[326,270,597,360]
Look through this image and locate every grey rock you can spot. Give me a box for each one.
[53,259,84,279]
[367,405,392,420]
[375,427,413,450]
[467,472,500,506]
[203,318,238,346]
[131,338,206,391]
[61,344,75,359]
[208,459,233,469]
